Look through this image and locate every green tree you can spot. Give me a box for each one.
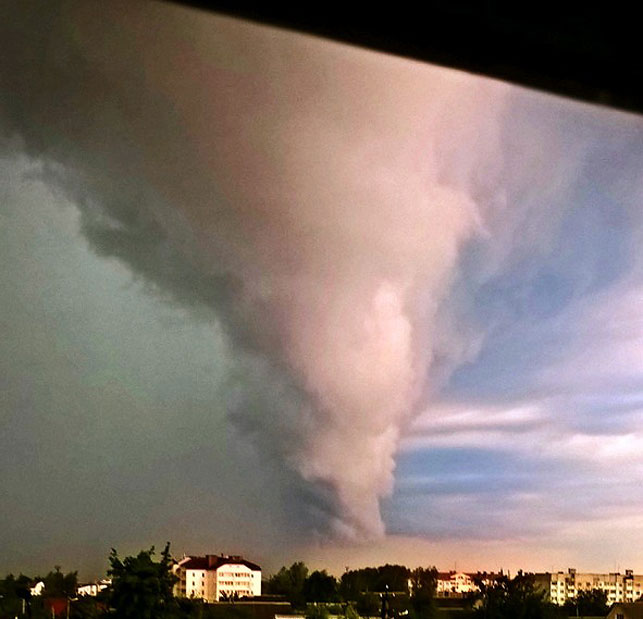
[69,594,106,619]
[340,565,411,597]
[339,570,368,601]
[375,565,411,593]
[304,570,338,603]
[409,567,437,619]
[474,571,558,619]
[305,605,329,619]
[266,562,309,608]
[15,574,34,618]
[42,566,78,598]
[343,604,360,619]
[0,574,24,618]
[107,542,177,619]
[355,593,379,618]
[563,588,608,617]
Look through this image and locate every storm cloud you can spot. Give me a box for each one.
[2,0,643,568]
[1,0,509,539]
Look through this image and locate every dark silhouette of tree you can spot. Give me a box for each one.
[69,594,106,619]
[265,562,309,608]
[107,542,177,619]
[474,571,559,619]
[339,570,368,601]
[42,566,78,598]
[563,588,608,617]
[409,567,437,619]
[375,565,411,593]
[342,604,360,619]
[15,574,34,618]
[340,565,411,597]
[0,574,25,618]
[304,570,338,603]
[339,565,412,618]
[305,605,329,619]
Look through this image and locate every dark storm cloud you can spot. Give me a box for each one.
[3,0,643,573]
[0,0,515,540]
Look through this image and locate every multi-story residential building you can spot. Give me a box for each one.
[535,568,643,605]
[173,554,261,602]
[435,571,500,597]
[77,579,111,596]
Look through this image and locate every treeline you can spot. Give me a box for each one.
[473,571,610,619]
[0,544,611,619]
[0,568,82,619]
[259,565,610,619]
[264,562,437,616]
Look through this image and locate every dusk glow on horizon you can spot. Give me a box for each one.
[1,1,643,579]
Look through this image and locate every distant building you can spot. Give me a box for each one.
[77,579,111,596]
[173,554,261,602]
[607,601,643,619]
[30,581,45,596]
[535,568,643,605]
[435,571,500,597]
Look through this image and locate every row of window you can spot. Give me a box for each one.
[219,581,252,586]
[219,572,255,578]
[552,583,642,589]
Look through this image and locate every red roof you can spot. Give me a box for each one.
[181,557,209,570]
[437,571,501,581]
[180,555,261,572]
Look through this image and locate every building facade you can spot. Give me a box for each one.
[77,579,111,596]
[535,568,643,606]
[173,554,261,602]
[435,572,500,597]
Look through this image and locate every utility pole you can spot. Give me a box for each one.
[380,585,389,619]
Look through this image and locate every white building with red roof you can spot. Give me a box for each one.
[173,554,261,602]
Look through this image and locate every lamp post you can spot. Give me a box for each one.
[380,585,389,619]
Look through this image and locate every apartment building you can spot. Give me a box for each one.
[535,568,643,605]
[173,554,261,602]
[435,571,500,597]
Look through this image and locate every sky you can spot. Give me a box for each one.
[1,1,643,580]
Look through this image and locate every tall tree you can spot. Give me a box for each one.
[266,562,309,608]
[474,571,558,619]
[563,588,608,617]
[15,574,34,618]
[339,570,369,601]
[107,542,177,619]
[340,565,411,597]
[409,567,437,619]
[0,574,24,618]
[375,565,411,593]
[304,570,338,603]
[43,566,78,598]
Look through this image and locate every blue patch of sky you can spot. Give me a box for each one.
[391,447,547,497]
[383,495,511,540]
[397,446,549,475]
[442,135,639,403]
[552,392,643,435]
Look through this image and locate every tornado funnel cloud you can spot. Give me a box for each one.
[0,1,510,540]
